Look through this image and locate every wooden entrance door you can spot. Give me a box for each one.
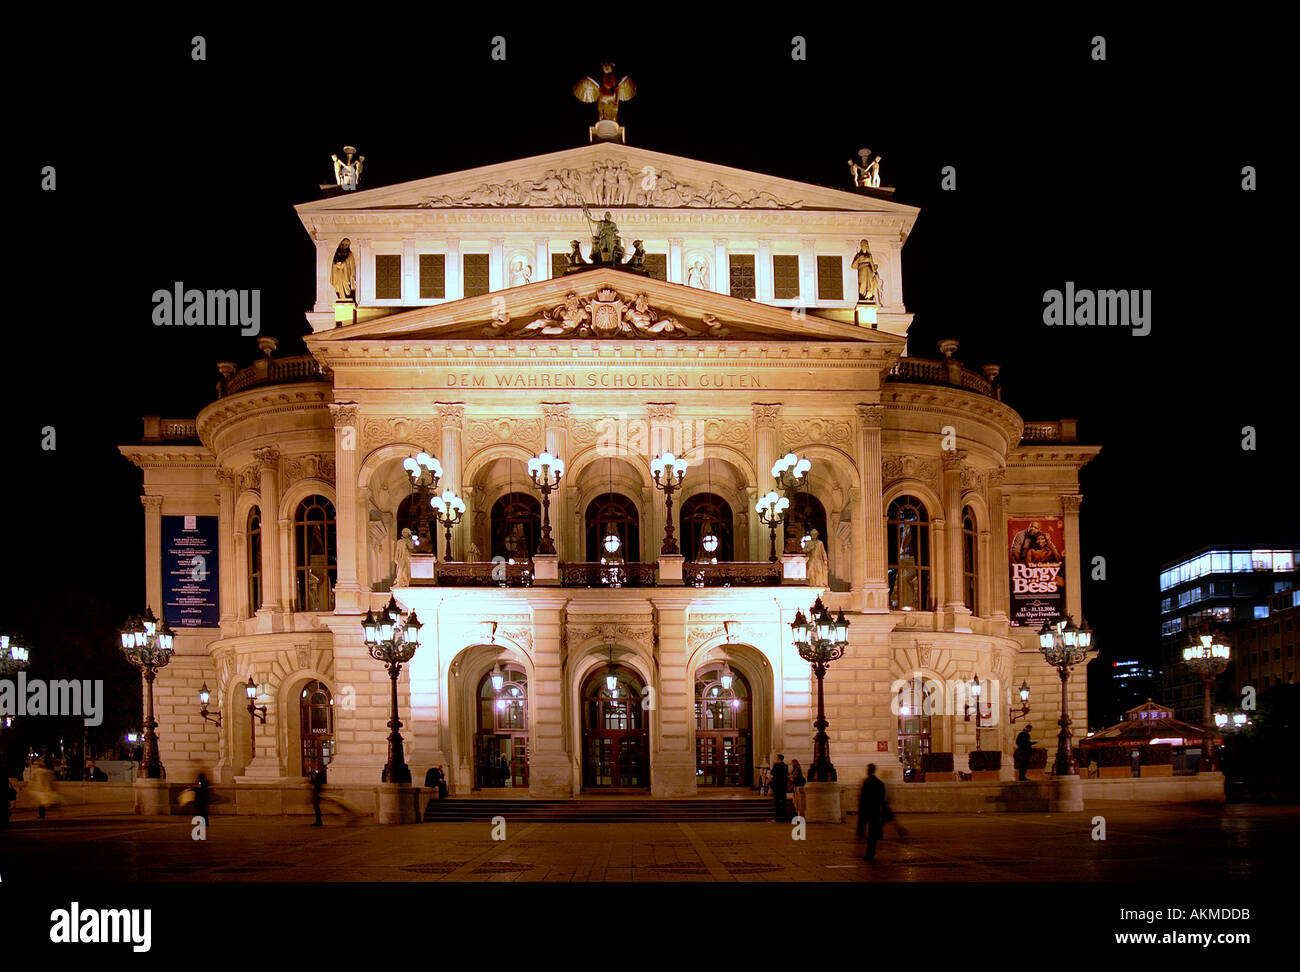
[582,667,649,789]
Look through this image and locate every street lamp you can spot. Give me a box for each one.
[1183,628,1230,770]
[755,491,789,563]
[430,489,466,561]
[118,607,175,780]
[1036,615,1095,777]
[789,596,850,782]
[198,683,222,727]
[527,451,565,556]
[650,453,687,555]
[964,675,984,751]
[0,634,31,783]
[771,452,811,494]
[402,451,443,554]
[362,595,423,784]
[1009,680,1031,724]
[244,676,267,759]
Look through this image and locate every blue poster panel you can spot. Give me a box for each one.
[162,514,219,627]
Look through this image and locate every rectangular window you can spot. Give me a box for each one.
[374,254,402,300]
[772,255,800,300]
[729,254,756,299]
[462,253,490,297]
[419,254,445,299]
[551,253,570,280]
[644,253,667,281]
[816,255,843,300]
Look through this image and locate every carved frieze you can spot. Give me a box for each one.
[881,455,938,488]
[416,162,804,210]
[282,453,336,488]
[236,463,260,493]
[567,621,653,654]
[781,419,852,447]
[360,416,440,455]
[466,417,544,449]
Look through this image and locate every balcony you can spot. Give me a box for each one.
[218,353,331,397]
[411,559,786,588]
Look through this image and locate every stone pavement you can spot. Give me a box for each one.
[2,801,1294,883]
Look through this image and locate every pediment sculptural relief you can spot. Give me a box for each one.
[419,161,803,209]
[481,287,732,340]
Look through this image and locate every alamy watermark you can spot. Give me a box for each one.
[152,282,260,336]
[0,673,103,726]
[1043,283,1150,337]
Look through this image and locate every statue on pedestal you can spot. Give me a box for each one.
[394,528,416,587]
[331,146,365,191]
[805,529,829,588]
[851,239,882,303]
[848,148,882,189]
[331,239,357,301]
[574,63,636,142]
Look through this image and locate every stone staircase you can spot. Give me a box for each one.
[423,795,774,823]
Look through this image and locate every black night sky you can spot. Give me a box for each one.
[3,16,1291,738]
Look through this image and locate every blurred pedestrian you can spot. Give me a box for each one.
[769,754,789,821]
[789,759,807,818]
[29,762,60,819]
[1014,724,1033,781]
[857,763,886,862]
[436,765,448,800]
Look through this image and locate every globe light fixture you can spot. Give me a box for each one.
[789,596,850,783]
[403,452,443,553]
[771,452,811,494]
[430,489,466,561]
[362,596,423,784]
[117,607,176,779]
[755,490,790,562]
[650,453,688,555]
[528,451,565,556]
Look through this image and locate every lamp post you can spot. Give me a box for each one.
[527,451,564,556]
[969,676,983,751]
[771,452,811,495]
[402,451,443,554]
[755,491,789,563]
[1183,629,1230,771]
[0,634,31,784]
[118,608,175,780]
[243,677,267,761]
[1008,681,1031,724]
[362,595,423,784]
[430,489,466,561]
[789,596,850,782]
[198,683,222,727]
[1036,615,1095,777]
[650,453,687,555]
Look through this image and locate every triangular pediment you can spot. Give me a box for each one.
[306,268,900,347]
[295,142,918,218]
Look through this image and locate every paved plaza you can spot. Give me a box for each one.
[1,801,1293,883]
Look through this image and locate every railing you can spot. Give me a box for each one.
[435,561,533,587]
[560,562,658,588]
[684,562,783,587]
[887,356,996,398]
[141,417,199,442]
[1019,419,1077,444]
[221,355,332,396]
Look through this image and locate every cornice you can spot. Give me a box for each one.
[195,383,333,448]
[119,445,215,469]
[881,384,1024,450]
[303,210,917,232]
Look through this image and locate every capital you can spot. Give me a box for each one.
[436,403,466,429]
[855,404,885,427]
[1060,494,1083,513]
[141,494,164,514]
[940,449,967,469]
[646,403,676,424]
[540,403,571,426]
[328,402,359,428]
[252,447,281,474]
[986,467,1006,488]
[752,403,781,429]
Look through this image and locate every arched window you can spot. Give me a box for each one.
[247,506,262,616]
[477,665,529,788]
[490,492,541,561]
[962,506,978,614]
[680,492,734,563]
[299,680,334,779]
[585,493,640,562]
[396,492,435,558]
[887,495,930,611]
[784,492,828,555]
[294,495,336,612]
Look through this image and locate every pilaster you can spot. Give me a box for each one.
[141,494,164,616]
[1061,494,1083,620]
[253,447,282,613]
[329,404,361,613]
[854,404,889,612]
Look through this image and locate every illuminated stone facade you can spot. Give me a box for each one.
[120,142,1098,802]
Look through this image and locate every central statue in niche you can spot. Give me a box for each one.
[564,200,648,275]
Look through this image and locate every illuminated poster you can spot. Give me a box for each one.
[1008,516,1066,627]
[162,514,219,627]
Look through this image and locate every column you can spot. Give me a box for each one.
[986,469,1009,621]
[854,405,889,612]
[650,601,696,796]
[529,596,573,797]
[757,239,773,302]
[489,238,505,292]
[536,239,551,281]
[329,404,361,613]
[942,451,970,618]
[446,238,461,300]
[668,238,684,284]
[142,495,164,616]
[713,238,728,295]
[402,238,417,302]
[886,240,904,309]
[647,404,675,555]
[216,469,237,627]
[1061,494,1083,620]
[541,404,571,561]
[437,404,466,560]
[752,404,781,559]
[314,242,333,313]
[253,447,282,612]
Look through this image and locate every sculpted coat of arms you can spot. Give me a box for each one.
[483,287,727,339]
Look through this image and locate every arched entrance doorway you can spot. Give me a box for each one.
[897,676,936,780]
[695,665,751,786]
[475,665,530,788]
[299,680,335,781]
[581,665,649,790]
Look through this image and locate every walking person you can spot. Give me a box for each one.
[29,761,60,820]
[310,769,325,826]
[1014,724,1034,781]
[769,754,790,821]
[789,758,807,819]
[436,765,449,800]
[192,772,212,828]
[857,763,886,862]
